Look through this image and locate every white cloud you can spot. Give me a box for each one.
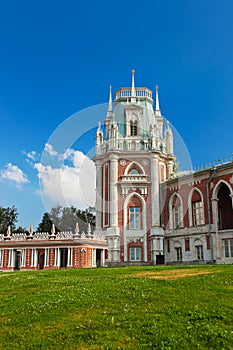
[44,143,59,157]
[34,148,96,209]
[0,163,30,186]
[22,150,37,161]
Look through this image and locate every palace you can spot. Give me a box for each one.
[0,71,233,271]
[93,70,233,266]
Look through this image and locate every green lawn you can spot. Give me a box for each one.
[0,265,233,349]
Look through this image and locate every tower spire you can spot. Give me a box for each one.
[155,85,161,117]
[108,85,113,112]
[131,69,136,103]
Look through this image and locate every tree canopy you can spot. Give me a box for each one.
[37,206,95,233]
[0,206,18,232]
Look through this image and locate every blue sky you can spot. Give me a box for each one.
[0,0,233,229]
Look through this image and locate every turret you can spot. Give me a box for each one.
[164,120,174,155]
[154,85,164,137]
[95,122,104,154]
[104,85,114,140]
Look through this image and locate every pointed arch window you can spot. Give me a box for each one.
[217,183,233,230]
[191,190,204,226]
[169,193,183,230]
[172,196,182,229]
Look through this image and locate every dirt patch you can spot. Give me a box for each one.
[126,268,221,280]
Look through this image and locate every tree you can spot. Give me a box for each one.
[36,206,96,233]
[0,205,18,233]
[37,212,53,232]
[15,226,28,233]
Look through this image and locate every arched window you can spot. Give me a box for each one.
[172,195,182,229]
[124,161,145,176]
[130,121,137,136]
[169,193,184,230]
[217,183,233,230]
[191,190,204,226]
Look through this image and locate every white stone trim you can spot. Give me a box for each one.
[123,192,147,262]
[168,192,184,230]
[188,187,205,227]
[124,161,145,176]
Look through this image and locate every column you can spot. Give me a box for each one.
[212,198,219,261]
[151,154,160,227]
[109,154,119,227]
[95,161,102,231]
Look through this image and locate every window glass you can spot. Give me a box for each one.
[130,121,137,136]
[192,201,204,226]
[130,247,141,261]
[129,207,140,229]
[173,205,180,229]
[175,247,182,261]
[130,168,139,175]
[195,245,203,260]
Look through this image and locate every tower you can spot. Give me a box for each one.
[93,71,175,265]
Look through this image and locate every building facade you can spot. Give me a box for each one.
[1,71,232,271]
[94,71,233,266]
[163,160,233,265]
[0,226,108,271]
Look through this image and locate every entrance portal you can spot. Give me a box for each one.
[38,250,45,270]
[14,250,21,270]
[156,254,165,265]
[96,249,101,267]
[60,248,68,268]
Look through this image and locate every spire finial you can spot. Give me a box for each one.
[6,225,11,237]
[51,223,56,235]
[108,84,113,112]
[155,84,161,117]
[29,224,33,235]
[131,69,136,102]
[75,221,80,234]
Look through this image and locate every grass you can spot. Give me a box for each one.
[0,265,233,349]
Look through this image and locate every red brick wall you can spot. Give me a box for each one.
[162,168,233,229]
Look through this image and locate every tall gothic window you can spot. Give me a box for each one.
[173,205,181,229]
[130,121,137,136]
[171,194,183,229]
[191,190,204,226]
[129,207,140,229]
[192,201,204,226]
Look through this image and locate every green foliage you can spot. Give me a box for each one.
[37,206,95,233]
[0,265,233,349]
[37,212,52,232]
[0,205,18,232]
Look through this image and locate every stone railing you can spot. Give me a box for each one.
[0,230,107,242]
[96,137,155,156]
[193,154,233,171]
[165,224,213,237]
[115,87,153,101]
[121,174,147,182]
